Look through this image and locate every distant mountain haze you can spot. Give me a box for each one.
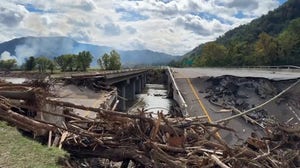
[0,36,180,66]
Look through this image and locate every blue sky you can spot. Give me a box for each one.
[0,0,287,56]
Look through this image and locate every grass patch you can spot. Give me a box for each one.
[0,121,68,168]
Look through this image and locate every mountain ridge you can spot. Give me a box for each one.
[0,36,180,66]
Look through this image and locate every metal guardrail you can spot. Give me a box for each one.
[239,65,300,69]
[188,65,300,73]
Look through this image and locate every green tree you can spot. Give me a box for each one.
[99,53,110,70]
[0,59,17,71]
[48,61,55,74]
[227,41,254,66]
[278,18,300,65]
[254,32,279,65]
[55,52,92,72]
[35,56,54,73]
[108,50,121,70]
[24,56,36,71]
[54,54,76,72]
[194,42,227,67]
[97,50,121,70]
[54,55,67,72]
[77,51,93,71]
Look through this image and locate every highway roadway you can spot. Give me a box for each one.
[171,68,300,145]
[172,67,300,80]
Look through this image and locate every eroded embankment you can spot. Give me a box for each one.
[202,75,300,125]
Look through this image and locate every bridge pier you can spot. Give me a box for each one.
[141,74,146,90]
[117,81,128,111]
[126,79,136,101]
[117,78,139,111]
[108,70,148,112]
[135,77,142,94]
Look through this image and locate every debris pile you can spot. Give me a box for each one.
[0,80,299,167]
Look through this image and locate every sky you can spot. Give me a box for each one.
[0,0,287,55]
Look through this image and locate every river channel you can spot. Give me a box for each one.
[128,84,174,116]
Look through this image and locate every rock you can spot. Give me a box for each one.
[255,79,277,99]
[237,90,248,98]
[235,99,244,106]
[247,109,267,120]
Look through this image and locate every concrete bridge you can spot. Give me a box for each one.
[108,70,148,111]
[54,69,149,111]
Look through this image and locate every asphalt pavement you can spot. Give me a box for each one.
[172,67,300,80]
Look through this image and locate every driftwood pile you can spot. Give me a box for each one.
[0,81,299,167]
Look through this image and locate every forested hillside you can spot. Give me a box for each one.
[178,0,300,67]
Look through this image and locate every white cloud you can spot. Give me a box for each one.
[0,0,284,55]
[0,2,28,27]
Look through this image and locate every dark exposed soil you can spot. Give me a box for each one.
[203,75,300,124]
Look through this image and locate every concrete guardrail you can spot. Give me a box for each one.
[167,67,188,116]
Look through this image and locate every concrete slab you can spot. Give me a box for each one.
[50,84,111,119]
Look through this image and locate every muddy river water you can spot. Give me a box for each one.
[128,84,174,115]
[1,77,27,84]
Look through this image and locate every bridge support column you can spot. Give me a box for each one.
[135,77,142,94]
[114,71,148,111]
[119,85,126,111]
[117,80,131,111]
[141,74,146,90]
[126,79,135,101]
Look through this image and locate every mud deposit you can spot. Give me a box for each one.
[203,75,300,125]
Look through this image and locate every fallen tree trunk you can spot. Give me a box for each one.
[47,98,155,123]
[0,89,35,100]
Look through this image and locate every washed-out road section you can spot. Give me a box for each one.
[171,67,300,145]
